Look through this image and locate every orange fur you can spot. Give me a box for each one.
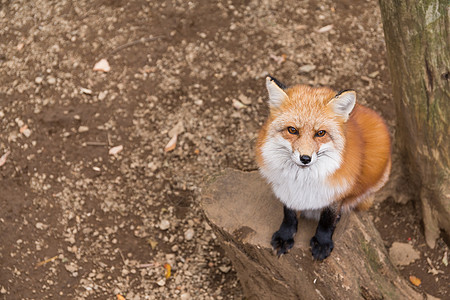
[334,104,391,209]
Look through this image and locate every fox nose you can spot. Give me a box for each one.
[300,155,312,165]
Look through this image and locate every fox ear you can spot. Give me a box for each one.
[266,76,288,108]
[328,90,356,121]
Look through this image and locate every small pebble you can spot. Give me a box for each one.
[22,128,32,137]
[238,94,252,105]
[98,91,108,100]
[47,77,56,84]
[184,228,195,240]
[159,220,170,231]
[156,279,166,287]
[78,126,89,133]
[180,293,191,300]
[219,265,232,273]
[35,222,48,230]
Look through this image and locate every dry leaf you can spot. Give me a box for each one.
[0,151,10,167]
[164,263,171,279]
[295,24,307,30]
[368,71,380,78]
[299,64,316,73]
[409,275,421,286]
[138,262,157,268]
[318,25,333,33]
[117,294,126,300]
[269,54,286,65]
[80,87,93,95]
[147,238,158,250]
[93,58,111,72]
[238,94,252,105]
[164,134,177,152]
[232,99,246,109]
[168,121,184,138]
[35,255,58,268]
[109,145,123,155]
[156,278,166,286]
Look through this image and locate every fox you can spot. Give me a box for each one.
[256,76,391,260]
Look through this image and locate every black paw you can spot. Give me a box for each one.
[271,229,295,256]
[310,235,334,261]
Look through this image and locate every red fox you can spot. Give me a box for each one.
[256,76,391,260]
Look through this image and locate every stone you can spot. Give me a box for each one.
[159,220,170,231]
[389,242,421,266]
[184,228,195,240]
[78,126,89,133]
[299,64,316,73]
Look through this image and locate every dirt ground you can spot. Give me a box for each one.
[0,0,448,299]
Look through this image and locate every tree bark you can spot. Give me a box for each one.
[378,0,450,248]
[201,169,422,300]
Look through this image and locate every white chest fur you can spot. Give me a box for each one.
[260,137,347,211]
[263,167,339,211]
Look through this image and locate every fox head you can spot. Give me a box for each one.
[260,76,356,178]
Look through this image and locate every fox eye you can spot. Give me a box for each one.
[316,130,326,137]
[287,126,298,135]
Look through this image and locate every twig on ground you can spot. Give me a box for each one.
[86,142,108,146]
[137,262,159,268]
[107,133,112,147]
[0,151,11,167]
[118,249,126,265]
[107,36,164,57]
[35,255,58,268]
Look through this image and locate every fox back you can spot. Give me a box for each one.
[256,77,391,214]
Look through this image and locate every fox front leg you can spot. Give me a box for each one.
[271,205,298,256]
[310,206,341,260]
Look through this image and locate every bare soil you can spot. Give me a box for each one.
[0,0,448,299]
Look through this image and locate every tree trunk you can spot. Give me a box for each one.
[378,0,450,248]
[201,169,422,300]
